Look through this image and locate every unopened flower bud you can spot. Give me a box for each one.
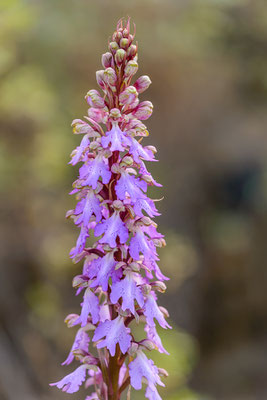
[96,70,105,89]
[153,238,166,248]
[86,90,105,108]
[102,52,113,68]
[119,86,138,106]
[123,28,129,37]
[161,238,167,247]
[112,200,124,211]
[142,284,151,295]
[109,108,121,120]
[135,123,149,137]
[134,75,152,93]
[130,99,140,110]
[115,261,127,270]
[71,119,96,136]
[151,281,167,293]
[89,141,100,150]
[103,67,117,86]
[95,181,103,194]
[102,149,112,158]
[158,368,169,378]
[146,145,157,153]
[139,339,155,351]
[128,342,139,356]
[129,261,140,272]
[64,313,79,328]
[132,101,153,120]
[142,216,155,226]
[102,244,113,252]
[82,354,99,365]
[72,349,88,359]
[124,60,138,77]
[115,49,126,66]
[120,37,129,49]
[109,41,119,53]
[159,306,169,318]
[88,107,108,123]
[125,167,137,175]
[112,31,123,43]
[65,209,74,219]
[72,275,89,289]
[83,322,96,331]
[121,156,133,166]
[111,163,122,174]
[127,44,137,58]
[141,174,153,184]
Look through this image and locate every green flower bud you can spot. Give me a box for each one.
[120,37,129,49]
[115,49,126,66]
[109,41,119,53]
[124,60,138,77]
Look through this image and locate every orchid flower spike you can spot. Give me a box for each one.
[50,18,170,400]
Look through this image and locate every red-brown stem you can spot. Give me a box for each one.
[108,341,122,400]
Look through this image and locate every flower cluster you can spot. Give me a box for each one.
[51,18,170,400]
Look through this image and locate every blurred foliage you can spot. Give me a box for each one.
[1,0,267,400]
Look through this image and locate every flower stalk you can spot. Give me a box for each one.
[50,18,170,400]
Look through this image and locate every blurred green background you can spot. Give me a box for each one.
[1,0,267,399]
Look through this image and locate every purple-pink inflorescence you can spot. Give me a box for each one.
[50,18,170,400]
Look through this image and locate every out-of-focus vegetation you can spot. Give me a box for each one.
[1,0,267,399]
